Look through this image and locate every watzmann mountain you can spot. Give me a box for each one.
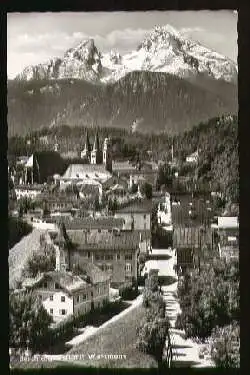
[16,25,237,84]
[8,25,238,136]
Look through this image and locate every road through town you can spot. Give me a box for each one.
[145,247,214,368]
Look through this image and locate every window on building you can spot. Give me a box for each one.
[61,296,65,302]
[82,294,86,300]
[98,229,101,233]
[91,291,93,298]
[117,253,120,260]
[55,283,60,289]
[125,263,132,272]
[95,254,100,261]
[76,295,80,303]
[88,252,91,258]
[125,254,132,260]
[144,214,147,219]
[50,309,53,314]
[60,309,67,315]
[101,264,106,271]
[49,295,53,301]
[106,264,113,271]
[43,282,47,288]
[105,254,113,261]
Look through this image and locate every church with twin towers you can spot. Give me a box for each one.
[80,131,112,173]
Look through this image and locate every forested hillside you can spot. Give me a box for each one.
[174,115,238,204]
[8,71,237,136]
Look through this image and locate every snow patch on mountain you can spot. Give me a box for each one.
[100,25,237,84]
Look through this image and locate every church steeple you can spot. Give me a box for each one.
[91,132,102,164]
[92,132,100,152]
[80,131,91,161]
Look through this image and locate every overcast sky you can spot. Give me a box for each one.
[7,10,238,78]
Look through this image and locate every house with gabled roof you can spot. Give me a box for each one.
[51,222,150,288]
[22,262,110,323]
[114,200,152,231]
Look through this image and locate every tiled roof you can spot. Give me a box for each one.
[62,164,111,179]
[79,262,110,283]
[15,184,44,191]
[41,271,89,293]
[116,201,152,213]
[79,184,100,195]
[112,161,137,172]
[173,227,201,248]
[39,193,78,203]
[102,176,128,189]
[67,230,141,251]
[55,217,125,230]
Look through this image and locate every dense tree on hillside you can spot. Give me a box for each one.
[141,182,153,199]
[23,247,56,278]
[8,72,237,136]
[176,258,239,340]
[210,322,240,368]
[137,271,170,364]
[8,217,32,249]
[108,197,119,214]
[9,291,52,353]
[156,164,174,191]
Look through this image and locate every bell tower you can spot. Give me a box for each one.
[103,137,112,172]
[91,132,102,164]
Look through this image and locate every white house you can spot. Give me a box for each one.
[157,192,172,228]
[217,216,239,229]
[15,184,44,200]
[186,150,199,164]
[22,265,110,323]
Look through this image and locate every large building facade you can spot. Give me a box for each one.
[52,224,143,288]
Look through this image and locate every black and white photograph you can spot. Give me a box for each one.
[8,10,239,369]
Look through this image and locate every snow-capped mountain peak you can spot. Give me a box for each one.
[100,24,237,84]
[16,38,103,81]
[15,24,237,85]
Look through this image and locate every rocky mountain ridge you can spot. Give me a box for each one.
[15,25,237,85]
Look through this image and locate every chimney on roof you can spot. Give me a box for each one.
[55,244,67,272]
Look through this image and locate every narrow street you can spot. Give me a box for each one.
[144,247,214,368]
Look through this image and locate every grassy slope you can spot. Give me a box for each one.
[9,228,42,289]
[13,304,157,369]
[67,304,157,368]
